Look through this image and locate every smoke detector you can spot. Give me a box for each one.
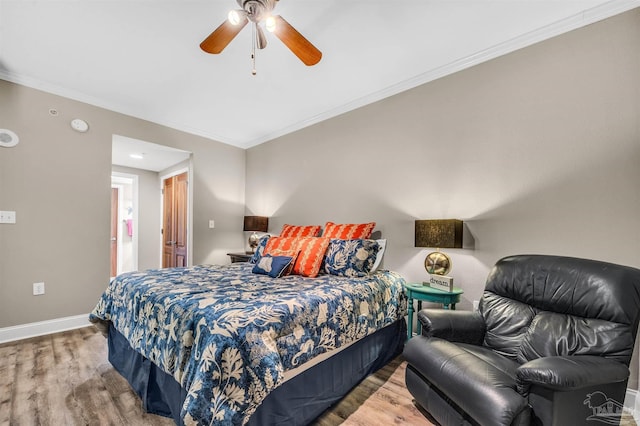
[70,118,89,133]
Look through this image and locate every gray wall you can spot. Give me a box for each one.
[247,9,640,303]
[246,9,640,389]
[246,9,640,307]
[0,81,246,328]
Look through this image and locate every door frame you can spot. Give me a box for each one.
[110,186,120,278]
[111,172,139,275]
[159,165,193,267]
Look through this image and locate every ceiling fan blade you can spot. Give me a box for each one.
[200,16,249,54]
[272,15,322,66]
[256,24,267,50]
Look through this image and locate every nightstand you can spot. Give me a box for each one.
[227,252,252,263]
[404,282,464,339]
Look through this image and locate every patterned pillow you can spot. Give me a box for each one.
[252,255,295,278]
[263,236,300,257]
[323,221,376,239]
[249,235,270,264]
[370,239,387,272]
[280,224,321,238]
[324,239,380,277]
[292,237,330,278]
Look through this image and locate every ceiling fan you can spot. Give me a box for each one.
[200,0,322,71]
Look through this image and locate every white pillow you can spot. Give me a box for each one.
[370,239,387,272]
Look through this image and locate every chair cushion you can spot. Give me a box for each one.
[404,336,528,426]
[481,255,640,366]
[484,255,640,328]
[482,291,536,361]
[517,311,635,364]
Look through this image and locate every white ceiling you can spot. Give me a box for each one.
[1,1,638,149]
[112,134,191,172]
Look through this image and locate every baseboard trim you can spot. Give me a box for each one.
[0,314,91,344]
[626,388,640,421]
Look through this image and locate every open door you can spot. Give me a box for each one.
[162,172,188,268]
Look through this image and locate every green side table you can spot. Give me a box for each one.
[404,282,464,339]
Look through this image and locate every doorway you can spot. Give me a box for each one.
[162,171,188,268]
[111,134,192,272]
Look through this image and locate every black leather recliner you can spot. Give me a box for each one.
[403,255,640,426]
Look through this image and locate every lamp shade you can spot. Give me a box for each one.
[243,216,269,232]
[415,219,463,248]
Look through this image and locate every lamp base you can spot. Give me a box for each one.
[248,232,260,253]
[424,250,452,276]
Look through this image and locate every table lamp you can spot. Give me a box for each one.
[415,219,463,287]
[244,216,269,253]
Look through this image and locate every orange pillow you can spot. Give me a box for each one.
[323,221,376,239]
[292,237,330,278]
[264,236,299,257]
[280,224,321,238]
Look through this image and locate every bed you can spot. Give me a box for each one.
[89,261,407,426]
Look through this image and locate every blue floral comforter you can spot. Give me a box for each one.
[89,263,407,425]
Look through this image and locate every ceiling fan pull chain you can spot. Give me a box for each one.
[251,22,257,75]
[251,52,256,76]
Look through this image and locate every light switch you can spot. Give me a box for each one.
[0,210,16,224]
[33,282,45,296]
[208,220,215,229]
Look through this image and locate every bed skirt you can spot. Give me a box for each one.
[107,319,406,425]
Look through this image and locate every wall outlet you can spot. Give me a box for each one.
[473,300,479,311]
[33,282,45,296]
[0,210,16,224]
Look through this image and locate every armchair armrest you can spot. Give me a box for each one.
[417,309,486,345]
[516,355,630,396]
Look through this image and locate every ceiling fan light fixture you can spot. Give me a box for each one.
[228,9,244,25]
[265,15,276,32]
[201,0,322,67]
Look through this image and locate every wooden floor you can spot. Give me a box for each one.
[0,326,435,426]
[4,327,636,426]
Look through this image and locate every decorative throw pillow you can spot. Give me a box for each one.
[370,239,387,272]
[249,235,270,264]
[264,236,300,257]
[323,221,376,240]
[280,224,321,238]
[324,239,380,277]
[252,255,295,278]
[292,237,330,278]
